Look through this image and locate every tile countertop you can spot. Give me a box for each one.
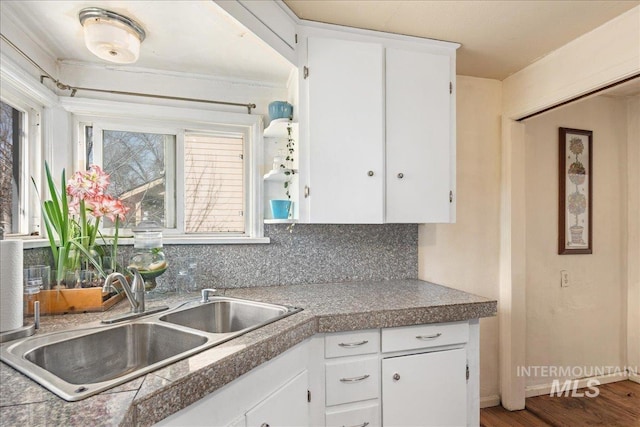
[0,279,497,427]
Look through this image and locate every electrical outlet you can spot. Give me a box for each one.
[561,270,570,287]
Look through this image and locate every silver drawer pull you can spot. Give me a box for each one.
[338,340,369,348]
[339,374,370,383]
[416,333,442,340]
[343,423,370,427]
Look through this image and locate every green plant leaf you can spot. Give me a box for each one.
[44,163,63,235]
[69,240,106,278]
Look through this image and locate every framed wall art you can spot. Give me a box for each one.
[558,127,593,255]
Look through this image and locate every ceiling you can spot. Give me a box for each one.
[284,0,639,80]
[0,1,294,86]
[0,1,638,86]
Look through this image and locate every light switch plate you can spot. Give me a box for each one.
[561,270,570,287]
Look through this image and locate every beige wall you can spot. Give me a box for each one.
[419,75,502,404]
[626,95,640,377]
[524,95,631,388]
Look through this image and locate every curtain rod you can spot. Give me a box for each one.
[1,33,257,114]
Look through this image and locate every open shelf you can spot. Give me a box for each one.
[263,169,297,181]
[264,219,298,224]
[264,118,297,138]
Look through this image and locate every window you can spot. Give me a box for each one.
[87,127,176,230]
[0,95,42,237]
[184,133,244,233]
[68,99,263,241]
[1,53,57,242]
[0,101,23,234]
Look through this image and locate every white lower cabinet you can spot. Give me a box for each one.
[154,340,310,427]
[381,349,467,427]
[320,321,472,427]
[156,321,480,427]
[325,357,379,406]
[326,402,380,427]
[246,370,309,427]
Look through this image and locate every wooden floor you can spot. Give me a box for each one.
[480,380,640,427]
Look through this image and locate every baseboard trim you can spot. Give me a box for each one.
[629,372,640,384]
[480,395,501,408]
[525,373,629,398]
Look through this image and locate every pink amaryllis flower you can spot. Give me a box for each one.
[66,165,110,201]
[85,165,110,190]
[92,195,130,222]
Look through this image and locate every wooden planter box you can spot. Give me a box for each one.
[24,287,125,315]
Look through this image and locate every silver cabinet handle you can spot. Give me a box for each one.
[261,424,270,427]
[343,423,370,427]
[397,173,404,179]
[338,340,369,348]
[304,185,310,198]
[416,333,442,340]
[393,373,400,381]
[367,170,374,176]
[339,374,370,383]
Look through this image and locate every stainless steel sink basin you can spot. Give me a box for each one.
[159,297,291,333]
[0,296,301,401]
[24,323,207,384]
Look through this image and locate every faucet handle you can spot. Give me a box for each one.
[201,288,217,303]
[127,266,144,292]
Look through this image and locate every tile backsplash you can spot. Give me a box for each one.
[24,224,418,290]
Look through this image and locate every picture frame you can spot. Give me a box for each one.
[558,127,593,255]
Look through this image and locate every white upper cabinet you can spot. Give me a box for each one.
[298,25,459,224]
[385,47,453,223]
[304,37,385,223]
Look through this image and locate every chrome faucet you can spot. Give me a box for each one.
[103,267,145,313]
[101,267,168,323]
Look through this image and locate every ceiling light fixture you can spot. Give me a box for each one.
[79,7,146,64]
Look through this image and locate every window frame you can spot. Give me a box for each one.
[62,97,266,243]
[1,54,56,238]
[87,122,179,233]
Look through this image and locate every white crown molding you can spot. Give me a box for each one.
[0,52,58,107]
[58,59,288,90]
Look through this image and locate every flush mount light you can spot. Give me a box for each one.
[79,7,146,64]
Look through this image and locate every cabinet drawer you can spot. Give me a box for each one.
[326,402,379,427]
[325,330,379,358]
[381,321,468,353]
[325,357,379,406]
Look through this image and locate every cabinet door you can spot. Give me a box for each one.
[245,370,309,427]
[306,37,385,223]
[382,349,466,426]
[386,48,453,223]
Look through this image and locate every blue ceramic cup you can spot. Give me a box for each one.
[268,101,293,120]
[270,200,292,219]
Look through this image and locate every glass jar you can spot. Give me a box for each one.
[130,220,167,291]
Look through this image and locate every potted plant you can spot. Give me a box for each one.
[29,163,130,313]
[270,119,295,219]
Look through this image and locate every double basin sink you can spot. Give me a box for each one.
[0,296,302,401]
